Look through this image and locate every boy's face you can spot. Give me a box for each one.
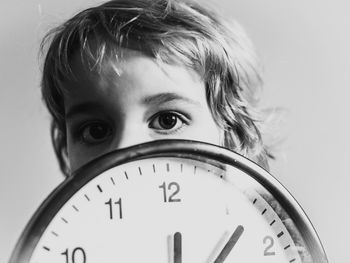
[63,49,221,172]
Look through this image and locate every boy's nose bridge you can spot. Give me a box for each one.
[111,121,150,150]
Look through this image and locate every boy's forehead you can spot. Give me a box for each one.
[66,48,202,92]
[69,48,143,78]
[62,47,206,111]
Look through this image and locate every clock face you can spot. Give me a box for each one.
[11,140,327,263]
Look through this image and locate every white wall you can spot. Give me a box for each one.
[1,0,348,261]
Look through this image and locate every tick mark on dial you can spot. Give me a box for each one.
[277,231,284,238]
[51,231,59,237]
[97,185,103,193]
[61,217,68,224]
[84,194,90,201]
[253,198,257,204]
[180,163,183,172]
[72,205,79,212]
[138,167,142,175]
[153,164,156,173]
[124,171,129,180]
[166,163,170,172]
[194,166,197,174]
[284,244,291,250]
[261,208,267,215]
[110,177,115,185]
[43,246,50,251]
[270,220,276,226]
[290,259,296,262]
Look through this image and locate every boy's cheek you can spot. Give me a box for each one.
[66,140,102,173]
[181,122,222,147]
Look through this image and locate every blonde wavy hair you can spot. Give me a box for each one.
[41,0,273,176]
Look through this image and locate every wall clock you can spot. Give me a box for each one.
[10,140,328,262]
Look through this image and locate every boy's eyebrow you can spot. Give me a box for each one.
[142,93,200,106]
[65,93,201,119]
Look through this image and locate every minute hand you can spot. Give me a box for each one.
[213,225,244,263]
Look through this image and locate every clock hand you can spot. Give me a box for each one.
[213,225,244,263]
[174,232,182,263]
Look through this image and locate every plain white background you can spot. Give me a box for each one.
[1,0,349,262]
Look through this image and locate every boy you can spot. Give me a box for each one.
[36,1,317,261]
[41,0,271,176]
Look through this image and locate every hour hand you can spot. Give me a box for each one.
[174,232,182,263]
[213,225,244,263]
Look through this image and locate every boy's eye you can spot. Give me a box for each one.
[149,111,188,133]
[80,122,112,144]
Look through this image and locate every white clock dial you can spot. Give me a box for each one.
[10,140,327,263]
